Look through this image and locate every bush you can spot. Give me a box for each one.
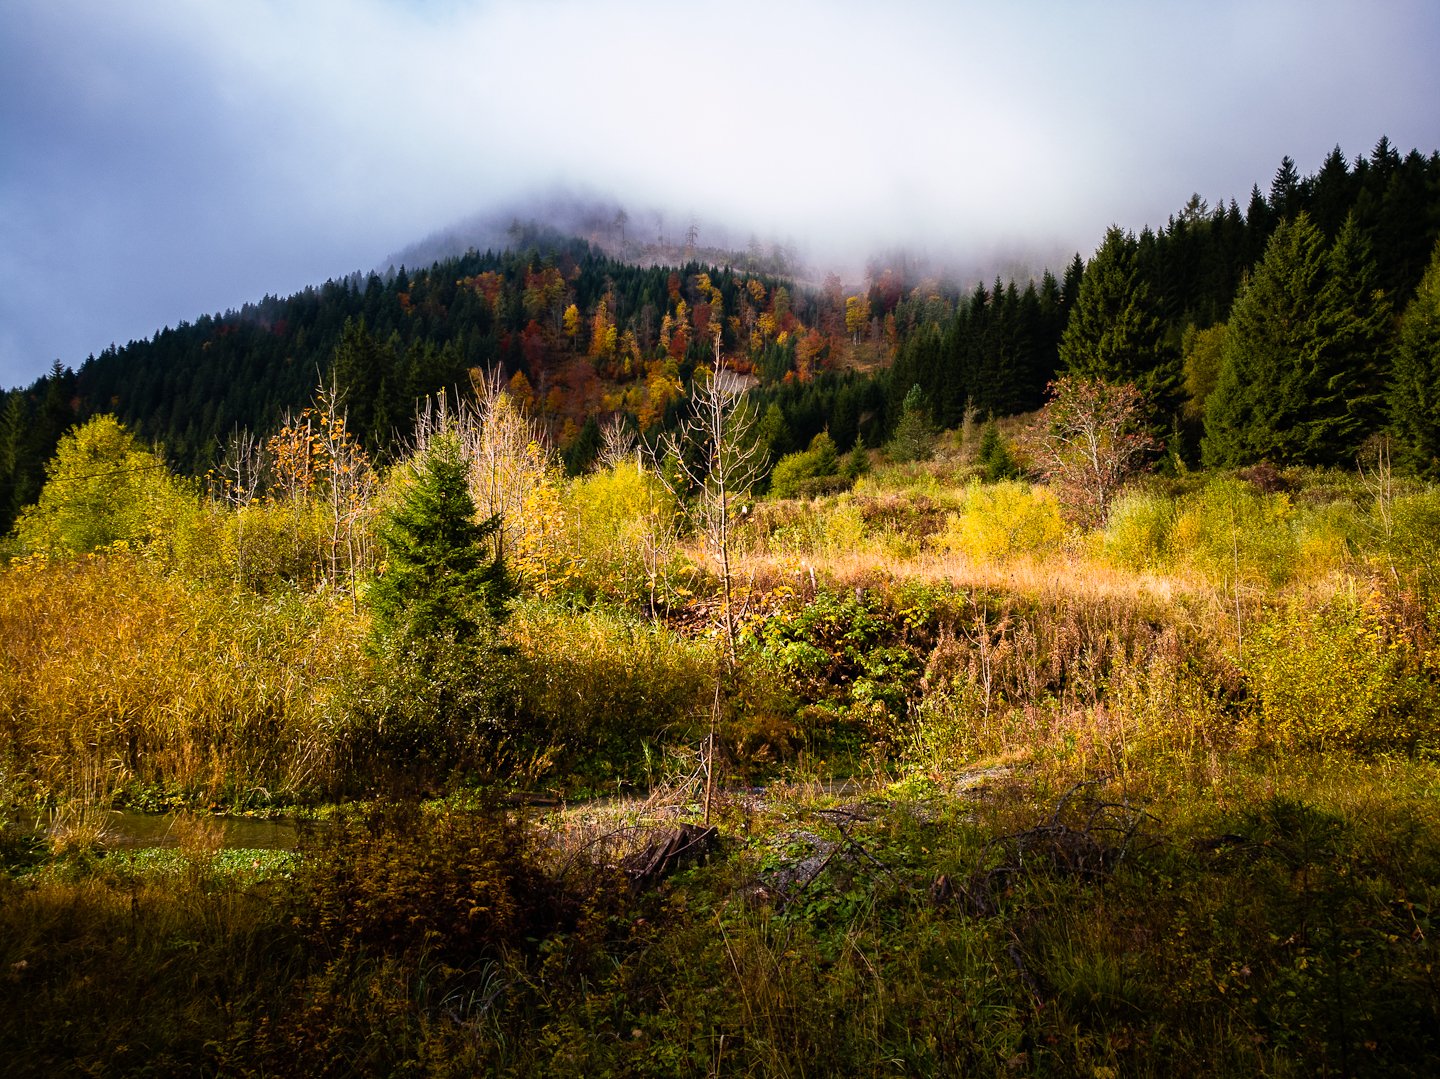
[769,431,846,499]
[745,589,926,755]
[1167,476,1297,586]
[558,461,682,606]
[931,481,1066,563]
[1385,490,1440,603]
[1101,490,1175,570]
[1244,592,1437,753]
[507,600,714,788]
[288,801,572,963]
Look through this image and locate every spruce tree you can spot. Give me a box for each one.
[1059,227,1181,422]
[1268,155,1301,220]
[886,384,935,462]
[368,432,508,644]
[1323,213,1391,439]
[1390,237,1440,475]
[1203,212,1386,467]
[363,431,513,784]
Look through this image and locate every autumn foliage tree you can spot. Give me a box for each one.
[13,415,192,558]
[1023,377,1158,526]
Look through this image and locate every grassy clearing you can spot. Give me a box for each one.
[2,434,1439,1073]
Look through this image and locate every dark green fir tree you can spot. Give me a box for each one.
[1058,226,1181,422]
[1389,237,1440,475]
[362,432,513,783]
[368,432,508,643]
[1203,212,1387,467]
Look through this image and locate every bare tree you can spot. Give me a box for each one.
[651,339,766,664]
[313,382,377,604]
[597,413,639,471]
[649,338,766,825]
[1022,376,1158,527]
[211,426,267,587]
[412,371,554,565]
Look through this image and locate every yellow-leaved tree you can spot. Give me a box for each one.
[14,415,193,558]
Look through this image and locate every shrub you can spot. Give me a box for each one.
[1101,490,1175,570]
[1385,490,1440,603]
[1166,476,1297,586]
[1244,592,1437,753]
[288,801,571,964]
[507,600,714,788]
[559,461,682,606]
[745,589,926,755]
[931,481,1066,563]
[769,431,846,499]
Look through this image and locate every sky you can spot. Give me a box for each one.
[2,0,1438,389]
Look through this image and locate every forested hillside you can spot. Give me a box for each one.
[2,137,1438,538]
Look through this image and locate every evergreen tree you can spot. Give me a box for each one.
[977,420,1018,481]
[363,432,513,784]
[1310,145,1356,238]
[1269,155,1301,220]
[886,384,935,462]
[368,433,508,644]
[0,391,23,529]
[563,415,602,475]
[1323,213,1392,437]
[1058,227,1181,421]
[1390,237,1440,475]
[1203,212,1384,466]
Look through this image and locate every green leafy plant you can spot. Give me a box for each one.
[1245,592,1436,752]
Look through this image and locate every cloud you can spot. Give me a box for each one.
[2,0,1438,387]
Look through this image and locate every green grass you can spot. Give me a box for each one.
[1,753,1436,1076]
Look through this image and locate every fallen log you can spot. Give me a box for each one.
[619,823,717,887]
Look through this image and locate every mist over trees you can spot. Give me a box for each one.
[2,136,1440,536]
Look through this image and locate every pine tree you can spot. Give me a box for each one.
[1390,237,1440,475]
[0,391,23,529]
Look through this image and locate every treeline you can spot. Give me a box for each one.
[3,136,1439,535]
[886,137,1440,466]
[0,239,857,532]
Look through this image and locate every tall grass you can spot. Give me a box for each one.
[0,552,363,804]
[507,599,717,788]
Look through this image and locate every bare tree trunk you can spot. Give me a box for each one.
[647,335,766,821]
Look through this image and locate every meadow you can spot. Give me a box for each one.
[1,406,1438,1076]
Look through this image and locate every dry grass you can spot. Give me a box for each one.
[0,553,365,804]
